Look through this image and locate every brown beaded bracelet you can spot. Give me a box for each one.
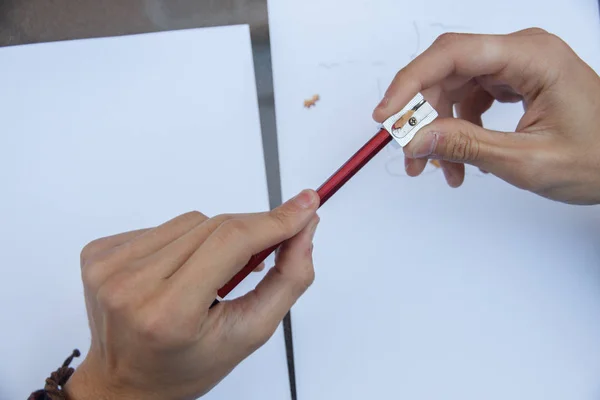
[28,349,80,400]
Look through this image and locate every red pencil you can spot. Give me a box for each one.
[210,128,391,308]
[210,93,436,308]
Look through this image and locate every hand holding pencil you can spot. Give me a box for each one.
[65,192,319,400]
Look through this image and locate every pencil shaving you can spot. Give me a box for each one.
[429,159,440,168]
[304,94,320,108]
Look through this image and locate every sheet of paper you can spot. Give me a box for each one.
[270,1,600,399]
[0,25,290,400]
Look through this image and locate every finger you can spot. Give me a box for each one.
[123,211,209,259]
[138,213,253,279]
[475,76,522,103]
[510,27,552,37]
[408,83,478,183]
[80,228,150,265]
[405,156,427,177]
[82,212,209,287]
[437,85,494,187]
[402,117,528,179]
[373,30,558,122]
[373,33,504,121]
[442,78,479,105]
[404,86,455,179]
[219,215,319,347]
[439,160,465,188]
[456,85,495,125]
[171,189,319,307]
[428,87,454,118]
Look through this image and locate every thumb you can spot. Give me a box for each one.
[403,117,518,173]
[224,215,319,349]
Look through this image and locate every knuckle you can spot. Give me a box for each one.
[210,213,235,227]
[81,261,106,292]
[313,214,321,226]
[96,274,133,313]
[214,218,249,245]
[80,246,124,291]
[80,238,106,266]
[270,207,297,233]
[182,210,207,222]
[297,260,316,290]
[211,213,228,221]
[533,30,569,53]
[284,258,316,293]
[520,27,548,36]
[515,56,539,93]
[434,32,462,48]
[543,32,565,46]
[445,131,480,162]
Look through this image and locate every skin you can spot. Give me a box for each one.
[63,28,600,400]
[373,28,600,205]
[65,189,320,400]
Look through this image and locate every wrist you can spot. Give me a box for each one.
[63,360,135,400]
[63,362,109,400]
[64,357,170,400]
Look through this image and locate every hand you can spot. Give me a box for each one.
[64,190,320,400]
[373,28,600,205]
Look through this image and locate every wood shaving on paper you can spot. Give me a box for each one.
[304,94,320,108]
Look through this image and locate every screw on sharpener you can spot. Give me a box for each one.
[382,93,437,147]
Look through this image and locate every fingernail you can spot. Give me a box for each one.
[292,189,317,209]
[374,96,388,111]
[309,218,319,239]
[410,131,438,158]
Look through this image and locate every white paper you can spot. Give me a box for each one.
[270,1,600,399]
[0,25,290,400]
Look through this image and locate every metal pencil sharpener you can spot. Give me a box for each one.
[382,93,438,147]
